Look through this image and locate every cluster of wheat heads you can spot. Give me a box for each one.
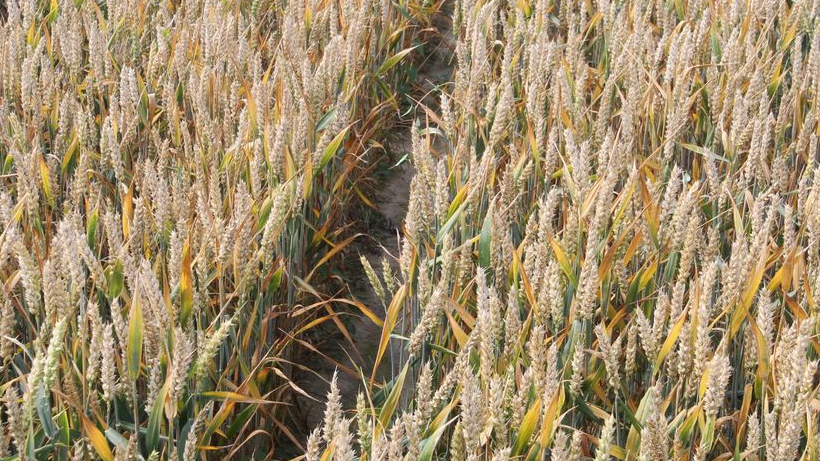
[312,0,820,460]
[0,0,431,458]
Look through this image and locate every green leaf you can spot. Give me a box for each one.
[56,410,70,447]
[146,380,168,453]
[268,267,283,293]
[176,418,194,461]
[437,200,466,241]
[87,208,99,252]
[677,408,699,445]
[317,126,350,172]
[3,155,13,175]
[127,294,144,382]
[524,443,542,461]
[378,363,409,430]
[226,405,258,439]
[107,260,124,299]
[61,136,79,174]
[376,46,418,76]
[702,415,716,451]
[417,417,455,461]
[256,196,273,230]
[390,153,409,169]
[316,107,338,131]
[478,209,493,269]
[105,427,130,451]
[512,397,542,455]
[35,386,56,439]
[678,142,729,163]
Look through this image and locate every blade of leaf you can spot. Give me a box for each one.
[180,238,194,327]
[80,414,114,461]
[317,126,351,172]
[417,417,455,461]
[513,397,542,455]
[127,293,144,382]
[146,380,168,453]
[377,363,409,435]
[376,46,418,76]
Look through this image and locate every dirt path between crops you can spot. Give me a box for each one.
[276,11,454,460]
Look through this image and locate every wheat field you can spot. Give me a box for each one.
[2,0,820,460]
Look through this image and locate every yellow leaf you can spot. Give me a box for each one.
[699,366,710,399]
[586,403,611,421]
[639,258,658,290]
[654,310,687,373]
[376,364,409,439]
[39,155,53,205]
[730,251,767,338]
[80,414,114,461]
[372,285,406,382]
[317,126,351,171]
[444,305,469,348]
[513,397,542,455]
[548,233,576,286]
[122,184,133,239]
[581,178,602,218]
[540,387,565,448]
[514,248,537,311]
[180,238,194,327]
[319,446,334,461]
[623,230,643,266]
[201,391,277,404]
[446,185,469,219]
[599,225,633,280]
